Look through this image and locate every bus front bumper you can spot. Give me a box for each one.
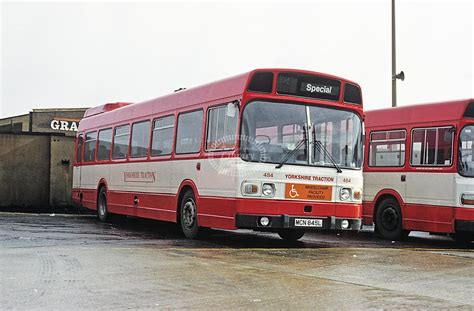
[235,214,362,231]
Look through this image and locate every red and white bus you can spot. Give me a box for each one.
[73,68,364,241]
[363,99,474,242]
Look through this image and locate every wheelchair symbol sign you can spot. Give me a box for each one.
[288,184,300,198]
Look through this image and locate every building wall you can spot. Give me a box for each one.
[30,109,87,136]
[49,135,75,206]
[0,108,87,136]
[0,108,87,209]
[0,114,30,132]
[0,133,50,207]
[0,133,75,209]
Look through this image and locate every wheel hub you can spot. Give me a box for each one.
[183,199,196,228]
[381,206,398,231]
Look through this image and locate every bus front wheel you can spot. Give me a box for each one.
[375,198,409,240]
[278,229,306,242]
[97,187,109,222]
[179,190,201,239]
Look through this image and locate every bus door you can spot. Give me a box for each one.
[405,126,456,231]
[198,103,239,225]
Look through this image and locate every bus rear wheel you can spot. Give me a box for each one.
[179,190,201,239]
[97,187,109,222]
[375,198,408,240]
[278,229,306,242]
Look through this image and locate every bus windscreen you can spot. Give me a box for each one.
[276,73,341,101]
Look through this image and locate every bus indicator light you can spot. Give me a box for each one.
[353,190,362,200]
[242,182,259,195]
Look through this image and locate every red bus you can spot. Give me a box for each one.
[73,68,364,241]
[363,99,474,242]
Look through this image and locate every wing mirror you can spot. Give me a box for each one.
[226,101,239,118]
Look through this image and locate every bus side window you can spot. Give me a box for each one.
[76,134,83,164]
[151,115,175,156]
[112,124,130,159]
[97,128,113,161]
[83,131,97,162]
[411,127,453,166]
[176,110,204,154]
[130,121,151,158]
[369,130,406,167]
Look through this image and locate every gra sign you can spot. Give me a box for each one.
[50,119,80,132]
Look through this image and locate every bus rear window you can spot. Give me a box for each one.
[76,134,83,163]
[276,73,341,101]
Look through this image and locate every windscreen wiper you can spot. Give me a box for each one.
[313,139,342,173]
[275,138,307,169]
[276,127,307,169]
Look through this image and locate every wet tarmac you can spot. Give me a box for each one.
[0,212,473,309]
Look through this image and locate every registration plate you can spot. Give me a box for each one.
[294,218,323,228]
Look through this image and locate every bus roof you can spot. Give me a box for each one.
[79,68,361,130]
[365,99,474,128]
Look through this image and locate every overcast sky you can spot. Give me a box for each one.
[1,0,473,118]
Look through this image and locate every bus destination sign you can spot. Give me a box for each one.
[300,82,338,96]
[277,73,341,101]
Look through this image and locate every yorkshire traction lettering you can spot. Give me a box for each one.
[285,174,334,182]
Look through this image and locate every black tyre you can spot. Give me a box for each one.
[179,190,201,239]
[452,232,474,245]
[375,198,408,240]
[97,187,109,222]
[277,229,306,242]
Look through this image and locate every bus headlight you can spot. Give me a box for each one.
[262,183,275,197]
[242,182,260,196]
[340,188,351,201]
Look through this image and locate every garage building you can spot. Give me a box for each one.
[0,108,87,210]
